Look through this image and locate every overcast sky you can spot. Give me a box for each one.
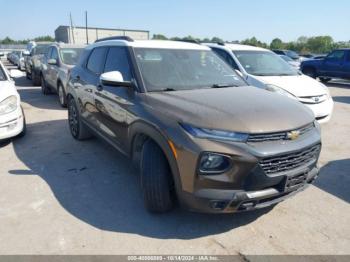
[1,0,349,43]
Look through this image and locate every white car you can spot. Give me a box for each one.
[0,62,26,140]
[206,43,334,123]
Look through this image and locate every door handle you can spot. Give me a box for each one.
[76,75,80,80]
[97,84,103,91]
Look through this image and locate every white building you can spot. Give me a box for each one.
[55,26,149,44]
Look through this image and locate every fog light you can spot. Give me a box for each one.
[199,153,231,174]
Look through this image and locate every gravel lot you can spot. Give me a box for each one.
[0,61,349,255]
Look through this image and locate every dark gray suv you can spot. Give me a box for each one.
[66,37,321,213]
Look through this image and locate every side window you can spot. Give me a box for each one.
[104,47,132,81]
[327,50,345,60]
[86,47,107,75]
[347,52,350,62]
[213,48,239,70]
[46,47,52,59]
[51,48,59,61]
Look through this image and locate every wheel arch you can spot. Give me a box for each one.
[129,121,182,192]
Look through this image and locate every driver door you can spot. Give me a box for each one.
[320,50,346,77]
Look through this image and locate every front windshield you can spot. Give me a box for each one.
[34,45,50,55]
[233,51,298,76]
[134,48,246,91]
[286,50,299,59]
[280,55,293,62]
[59,48,83,65]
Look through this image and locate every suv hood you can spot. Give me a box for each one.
[254,74,327,97]
[145,86,314,134]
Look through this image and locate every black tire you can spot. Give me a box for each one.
[32,69,41,86]
[26,69,31,80]
[57,83,67,107]
[41,75,51,95]
[319,77,331,83]
[67,96,93,140]
[140,139,174,213]
[303,67,317,78]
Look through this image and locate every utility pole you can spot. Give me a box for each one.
[85,11,89,44]
[70,13,75,44]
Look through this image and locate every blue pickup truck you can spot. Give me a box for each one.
[301,49,350,82]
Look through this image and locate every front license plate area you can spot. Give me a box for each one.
[285,172,307,192]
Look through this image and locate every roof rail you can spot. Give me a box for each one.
[94,36,134,43]
[175,39,201,44]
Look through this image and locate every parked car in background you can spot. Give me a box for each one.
[301,49,350,82]
[12,50,29,71]
[206,43,334,123]
[7,52,16,64]
[41,43,85,107]
[25,42,52,85]
[279,55,301,69]
[67,37,321,213]
[0,61,26,140]
[273,49,300,61]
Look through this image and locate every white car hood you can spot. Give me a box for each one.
[0,80,19,101]
[255,74,327,97]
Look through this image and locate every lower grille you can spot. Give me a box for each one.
[259,144,321,175]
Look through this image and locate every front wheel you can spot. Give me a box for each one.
[41,76,51,95]
[58,83,67,107]
[140,139,175,213]
[67,97,93,140]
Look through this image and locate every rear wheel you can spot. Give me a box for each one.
[303,67,316,78]
[58,83,67,107]
[67,96,92,140]
[140,139,174,213]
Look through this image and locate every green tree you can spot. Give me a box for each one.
[152,34,168,40]
[306,36,334,53]
[34,35,55,42]
[211,37,224,43]
[270,38,284,49]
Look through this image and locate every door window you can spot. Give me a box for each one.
[104,47,132,81]
[50,48,59,61]
[327,50,345,61]
[86,47,107,75]
[212,48,240,70]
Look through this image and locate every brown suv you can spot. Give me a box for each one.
[66,37,321,213]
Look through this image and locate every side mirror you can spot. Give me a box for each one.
[100,71,133,88]
[48,58,57,65]
[9,70,22,78]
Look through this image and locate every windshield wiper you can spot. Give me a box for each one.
[150,88,176,92]
[211,84,239,88]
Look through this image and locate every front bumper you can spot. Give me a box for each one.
[169,125,321,213]
[0,107,24,140]
[180,165,318,213]
[302,97,334,124]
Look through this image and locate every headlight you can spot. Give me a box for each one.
[265,84,296,99]
[180,123,249,142]
[0,96,18,115]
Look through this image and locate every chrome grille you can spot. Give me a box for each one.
[248,123,314,143]
[259,144,321,175]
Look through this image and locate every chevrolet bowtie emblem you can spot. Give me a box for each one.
[287,130,300,140]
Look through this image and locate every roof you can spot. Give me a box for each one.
[51,43,86,49]
[225,44,269,52]
[89,40,210,50]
